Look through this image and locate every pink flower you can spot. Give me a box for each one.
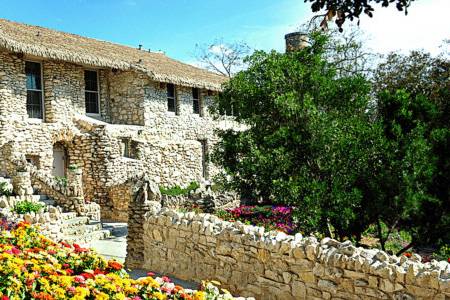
[162,276,171,283]
[74,275,85,283]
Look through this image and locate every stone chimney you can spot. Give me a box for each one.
[285,32,308,52]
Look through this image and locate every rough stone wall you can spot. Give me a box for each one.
[0,194,65,241]
[128,207,450,300]
[108,70,146,125]
[0,52,27,119]
[107,184,132,221]
[42,60,84,123]
[0,49,237,218]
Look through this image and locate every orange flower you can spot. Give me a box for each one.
[108,260,123,271]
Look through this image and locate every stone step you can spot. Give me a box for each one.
[31,195,41,202]
[61,221,103,236]
[62,216,90,227]
[64,229,111,244]
[61,212,77,220]
[39,199,56,206]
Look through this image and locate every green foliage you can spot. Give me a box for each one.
[68,164,78,171]
[0,181,12,196]
[13,201,44,215]
[433,244,450,262]
[159,182,200,196]
[212,30,449,252]
[54,176,68,188]
[212,31,380,240]
[305,0,414,31]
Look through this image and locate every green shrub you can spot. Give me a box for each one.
[13,201,44,214]
[159,181,200,196]
[54,176,68,187]
[0,180,13,196]
[433,244,450,262]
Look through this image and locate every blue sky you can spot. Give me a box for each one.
[0,0,308,62]
[0,0,448,64]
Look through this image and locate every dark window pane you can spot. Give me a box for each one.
[193,99,200,114]
[167,83,175,98]
[167,98,175,112]
[27,90,43,119]
[192,88,199,100]
[167,84,176,112]
[25,62,41,90]
[85,91,99,114]
[84,70,98,91]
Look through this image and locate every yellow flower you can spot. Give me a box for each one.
[95,292,109,300]
[152,292,167,300]
[113,293,126,300]
[193,291,206,300]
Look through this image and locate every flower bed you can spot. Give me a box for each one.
[215,205,298,234]
[0,220,236,300]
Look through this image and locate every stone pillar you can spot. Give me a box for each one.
[125,179,161,269]
[12,169,33,196]
[66,167,86,215]
[285,32,308,52]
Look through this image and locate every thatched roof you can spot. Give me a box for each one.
[0,18,226,91]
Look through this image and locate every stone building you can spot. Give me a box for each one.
[0,18,232,220]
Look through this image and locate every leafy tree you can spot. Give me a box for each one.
[212,31,449,252]
[305,0,415,31]
[212,32,390,241]
[374,51,450,253]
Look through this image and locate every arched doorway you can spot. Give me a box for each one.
[52,143,68,177]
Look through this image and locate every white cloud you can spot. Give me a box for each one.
[244,1,435,54]
[356,0,450,55]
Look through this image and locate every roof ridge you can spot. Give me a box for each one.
[0,18,227,90]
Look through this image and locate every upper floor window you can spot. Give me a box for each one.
[192,88,200,115]
[84,70,99,114]
[25,61,43,119]
[167,83,176,113]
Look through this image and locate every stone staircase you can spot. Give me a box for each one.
[2,167,111,244]
[60,212,111,244]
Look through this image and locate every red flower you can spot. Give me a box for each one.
[60,242,71,248]
[94,269,105,275]
[404,252,412,258]
[108,261,123,271]
[1,295,10,300]
[146,272,155,277]
[81,272,94,279]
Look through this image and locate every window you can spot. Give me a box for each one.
[200,140,208,179]
[25,61,43,119]
[121,138,130,158]
[192,88,200,115]
[84,70,99,114]
[167,83,176,113]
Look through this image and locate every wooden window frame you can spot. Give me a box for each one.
[25,60,45,120]
[84,69,100,116]
[167,83,177,114]
[192,87,202,116]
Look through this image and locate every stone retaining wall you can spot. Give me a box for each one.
[0,195,65,241]
[127,206,450,300]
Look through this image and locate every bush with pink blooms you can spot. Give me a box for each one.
[215,205,298,234]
